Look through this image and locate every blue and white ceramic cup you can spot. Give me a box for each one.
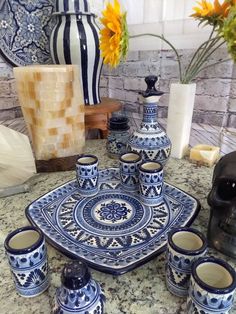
[187,257,236,314]
[76,154,99,197]
[139,161,163,206]
[119,152,142,191]
[4,226,50,297]
[166,227,207,297]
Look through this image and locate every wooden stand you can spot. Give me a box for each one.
[85,97,122,138]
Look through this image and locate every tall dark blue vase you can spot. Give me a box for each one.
[50,0,103,105]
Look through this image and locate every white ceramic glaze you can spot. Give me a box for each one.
[9,230,40,250]
[121,153,140,162]
[77,156,97,164]
[196,262,233,289]
[172,231,203,251]
[141,162,161,171]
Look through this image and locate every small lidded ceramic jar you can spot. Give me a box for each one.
[54,260,106,314]
[106,116,130,159]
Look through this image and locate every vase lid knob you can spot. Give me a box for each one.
[142,75,164,99]
[61,260,91,290]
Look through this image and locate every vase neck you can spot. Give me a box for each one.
[140,102,160,132]
[142,102,158,123]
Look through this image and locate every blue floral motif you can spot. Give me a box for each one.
[0,0,55,66]
[0,2,15,46]
[18,0,51,11]
[23,268,46,287]
[97,201,131,223]
[20,14,42,43]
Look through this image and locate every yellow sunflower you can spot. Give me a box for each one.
[191,0,231,25]
[192,0,214,17]
[100,0,129,68]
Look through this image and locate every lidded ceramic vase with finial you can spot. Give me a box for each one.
[53,260,105,314]
[128,75,171,166]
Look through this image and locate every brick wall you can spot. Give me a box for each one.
[101,48,236,128]
[0,48,236,128]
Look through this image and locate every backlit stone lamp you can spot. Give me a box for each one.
[14,65,85,171]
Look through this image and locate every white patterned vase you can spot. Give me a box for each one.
[128,76,171,167]
[50,0,103,105]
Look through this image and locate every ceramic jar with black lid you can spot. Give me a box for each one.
[106,116,130,158]
[53,260,105,314]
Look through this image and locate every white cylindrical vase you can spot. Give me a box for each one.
[166,83,196,159]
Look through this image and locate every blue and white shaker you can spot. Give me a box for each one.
[54,260,105,314]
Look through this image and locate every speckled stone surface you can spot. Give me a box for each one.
[0,140,235,314]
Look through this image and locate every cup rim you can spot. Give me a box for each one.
[76,154,98,166]
[4,226,44,255]
[192,256,236,294]
[139,161,163,173]
[168,227,207,256]
[120,152,142,163]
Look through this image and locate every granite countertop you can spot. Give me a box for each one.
[0,139,235,314]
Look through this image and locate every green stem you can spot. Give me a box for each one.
[182,37,222,83]
[194,58,231,74]
[130,33,182,81]
[183,27,216,79]
[185,40,225,82]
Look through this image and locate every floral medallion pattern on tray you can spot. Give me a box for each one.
[0,0,55,66]
[25,168,200,275]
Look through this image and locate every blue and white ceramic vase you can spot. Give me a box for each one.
[107,117,130,159]
[50,0,103,105]
[187,257,236,314]
[76,154,99,197]
[4,226,50,297]
[166,227,207,297]
[54,260,106,314]
[128,76,171,166]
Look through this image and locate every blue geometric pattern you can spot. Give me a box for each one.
[55,279,105,314]
[187,277,235,314]
[0,0,55,66]
[26,168,200,275]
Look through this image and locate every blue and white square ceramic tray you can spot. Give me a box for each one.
[26,168,200,275]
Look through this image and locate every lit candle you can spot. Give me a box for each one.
[189,145,220,167]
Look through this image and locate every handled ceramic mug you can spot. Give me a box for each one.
[166,227,207,297]
[119,152,142,191]
[76,154,99,197]
[187,256,236,314]
[4,226,50,297]
[139,161,164,206]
